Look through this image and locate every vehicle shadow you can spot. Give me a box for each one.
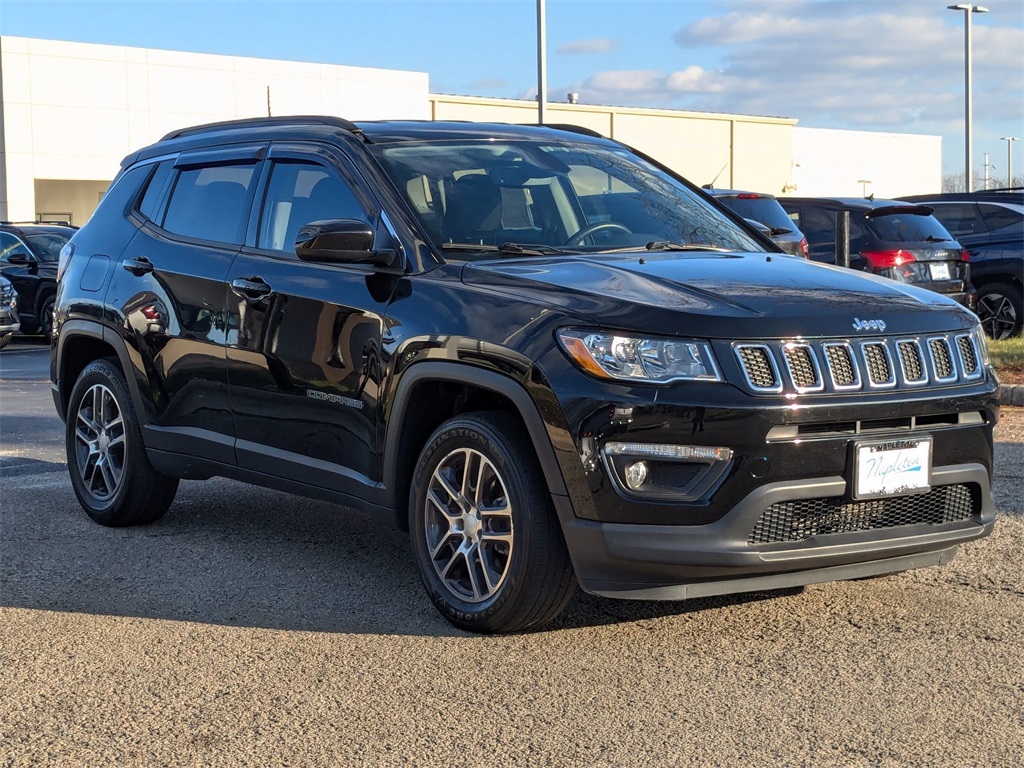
[1,471,807,638]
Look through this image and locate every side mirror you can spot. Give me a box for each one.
[295,219,397,267]
[6,253,32,266]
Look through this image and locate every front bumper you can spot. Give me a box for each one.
[559,463,993,598]
[0,306,20,334]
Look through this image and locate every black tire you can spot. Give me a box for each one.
[975,282,1023,340]
[39,295,56,338]
[66,358,179,526]
[409,412,576,633]
[0,333,10,350]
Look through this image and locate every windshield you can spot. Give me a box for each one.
[24,230,72,262]
[371,140,764,259]
[865,210,954,243]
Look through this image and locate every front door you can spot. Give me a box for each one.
[225,146,396,497]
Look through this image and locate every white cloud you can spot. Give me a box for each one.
[563,0,1022,136]
[557,38,620,55]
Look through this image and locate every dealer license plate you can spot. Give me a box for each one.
[929,263,951,280]
[853,438,932,500]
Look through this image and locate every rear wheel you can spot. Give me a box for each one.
[0,333,10,350]
[66,358,178,526]
[409,412,576,633]
[975,282,1022,340]
[39,295,56,338]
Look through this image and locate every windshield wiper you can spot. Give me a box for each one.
[440,242,570,257]
[924,235,950,242]
[644,241,728,252]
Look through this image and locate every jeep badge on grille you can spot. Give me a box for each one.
[852,317,887,332]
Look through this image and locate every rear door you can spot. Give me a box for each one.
[225,142,397,498]
[106,145,265,463]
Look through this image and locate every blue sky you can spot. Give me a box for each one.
[2,0,1022,180]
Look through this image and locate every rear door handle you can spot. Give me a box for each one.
[122,257,153,276]
[231,277,274,301]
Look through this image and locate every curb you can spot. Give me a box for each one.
[999,384,1024,407]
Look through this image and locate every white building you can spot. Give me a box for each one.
[0,36,429,224]
[0,36,942,226]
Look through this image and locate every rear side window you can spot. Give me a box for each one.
[137,161,176,222]
[162,164,257,244]
[718,196,795,231]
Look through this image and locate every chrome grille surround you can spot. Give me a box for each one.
[927,336,958,383]
[781,342,823,393]
[895,339,928,386]
[860,341,897,389]
[822,342,861,391]
[734,344,782,393]
[954,333,982,380]
[730,331,988,396]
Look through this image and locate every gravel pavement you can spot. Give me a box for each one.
[2,339,1022,766]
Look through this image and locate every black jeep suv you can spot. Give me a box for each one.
[52,117,999,633]
[0,221,76,337]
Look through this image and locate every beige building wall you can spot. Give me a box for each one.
[429,94,797,193]
[0,36,430,222]
[789,127,943,199]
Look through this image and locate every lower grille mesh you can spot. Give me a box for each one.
[748,484,979,545]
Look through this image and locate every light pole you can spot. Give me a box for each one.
[1000,136,1018,188]
[537,0,547,124]
[947,4,989,193]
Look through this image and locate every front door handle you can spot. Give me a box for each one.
[123,257,153,276]
[231,277,274,301]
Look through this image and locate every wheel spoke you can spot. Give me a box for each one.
[430,532,456,560]
[105,413,123,432]
[77,410,98,437]
[438,548,461,581]
[481,530,513,545]
[473,457,487,507]
[460,448,475,499]
[76,426,94,446]
[98,458,117,496]
[464,547,483,601]
[426,489,460,524]
[433,467,461,504]
[82,452,100,487]
[92,385,104,425]
[107,433,125,449]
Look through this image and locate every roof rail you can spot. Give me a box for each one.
[1,220,76,227]
[160,115,368,143]
[537,123,607,139]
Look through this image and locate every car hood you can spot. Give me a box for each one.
[461,251,977,338]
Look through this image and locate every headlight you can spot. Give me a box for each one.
[973,323,991,367]
[557,329,722,383]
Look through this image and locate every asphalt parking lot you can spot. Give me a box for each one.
[2,336,1022,767]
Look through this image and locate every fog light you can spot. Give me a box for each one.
[625,461,648,490]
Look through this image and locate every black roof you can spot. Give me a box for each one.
[898,190,1024,206]
[0,222,77,234]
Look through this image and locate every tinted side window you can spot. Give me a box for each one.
[163,164,257,244]
[977,203,1023,232]
[800,207,836,246]
[257,161,368,253]
[0,233,31,262]
[138,161,176,222]
[929,203,983,237]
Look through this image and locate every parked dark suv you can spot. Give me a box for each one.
[0,222,76,337]
[52,117,998,633]
[897,190,1023,339]
[705,188,808,257]
[779,198,968,304]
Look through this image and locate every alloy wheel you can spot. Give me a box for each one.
[977,292,1018,340]
[424,447,514,603]
[74,383,126,502]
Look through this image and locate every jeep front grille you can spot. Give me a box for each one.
[735,345,780,391]
[748,483,979,545]
[732,331,986,396]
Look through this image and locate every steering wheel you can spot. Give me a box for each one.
[563,221,633,246]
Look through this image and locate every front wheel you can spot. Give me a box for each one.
[66,358,179,526]
[0,333,10,350]
[409,412,576,633]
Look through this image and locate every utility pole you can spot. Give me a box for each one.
[537,0,547,124]
[983,152,991,189]
[947,4,989,193]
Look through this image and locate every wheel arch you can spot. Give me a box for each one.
[383,362,571,530]
[55,320,146,424]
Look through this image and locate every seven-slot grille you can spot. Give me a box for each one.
[734,332,983,395]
